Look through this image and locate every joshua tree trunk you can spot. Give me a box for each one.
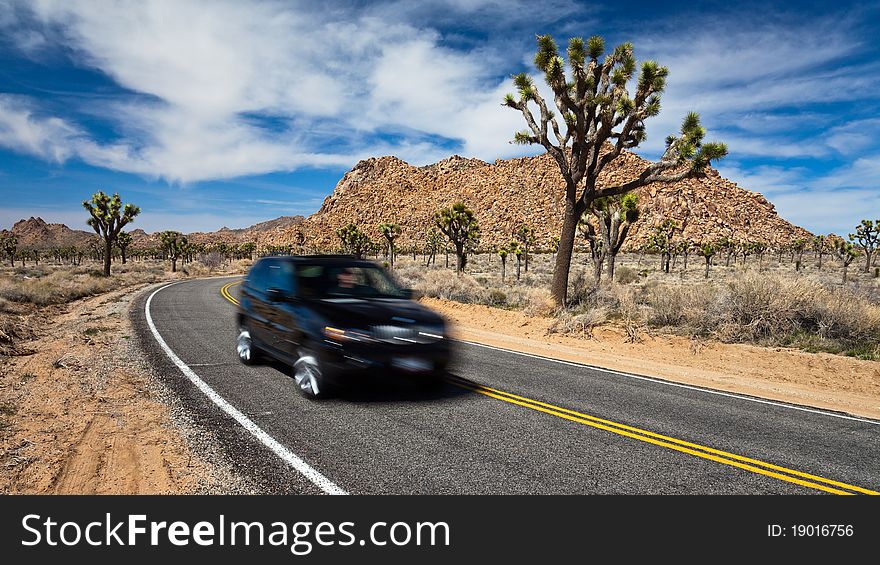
[550,200,581,305]
[171,257,178,273]
[704,256,711,278]
[103,240,112,277]
[501,256,507,282]
[454,243,466,273]
[606,253,616,282]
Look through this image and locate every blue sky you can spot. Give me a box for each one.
[1,0,879,235]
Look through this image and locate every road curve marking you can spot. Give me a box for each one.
[445,374,877,495]
[147,281,346,495]
[218,279,877,495]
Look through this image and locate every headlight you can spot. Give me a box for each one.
[323,326,376,343]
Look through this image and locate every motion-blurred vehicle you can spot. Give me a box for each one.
[235,255,451,398]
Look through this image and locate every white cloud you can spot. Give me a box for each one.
[1,0,878,239]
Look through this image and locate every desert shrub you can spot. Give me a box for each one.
[200,252,224,271]
[567,269,597,305]
[487,289,507,306]
[417,270,487,304]
[548,307,607,338]
[615,266,640,285]
[523,287,556,317]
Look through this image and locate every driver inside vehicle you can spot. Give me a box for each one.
[326,266,364,296]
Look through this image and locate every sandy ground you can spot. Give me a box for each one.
[422,297,880,421]
[0,282,240,494]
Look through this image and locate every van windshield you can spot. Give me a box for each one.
[296,263,407,299]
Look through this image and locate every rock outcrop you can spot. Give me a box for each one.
[295,151,811,251]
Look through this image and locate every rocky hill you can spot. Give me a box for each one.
[294,151,812,251]
[1,217,95,250]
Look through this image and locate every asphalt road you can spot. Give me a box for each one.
[132,276,880,495]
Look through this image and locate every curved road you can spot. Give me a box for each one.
[133,277,880,495]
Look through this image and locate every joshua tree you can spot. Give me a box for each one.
[1,234,16,267]
[647,219,678,273]
[549,235,560,257]
[239,241,257,260]
[698,241,717,278]
[160,230,187,273]
[834,240,860,283]
[434,202,480,273]
[673,239,691,271]
[504,34,726,305]
[507,240,524,281]
[424,228,443,267]
[751,241,768,272]
[577,216,606,283]
[378,222,402,268]
[790,238,807,271]
[82,191,140,276]
[588,192,639,282]
[813,235,827,270]
[336,224,372,259]
[851,219,879,273]
[497,246,509,282]
[116,231,132,264]
[514,224,536,273]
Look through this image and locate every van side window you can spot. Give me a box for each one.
[248,260,269,292]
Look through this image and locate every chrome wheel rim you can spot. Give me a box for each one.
[294,350,321,396]
[237,329,252,362]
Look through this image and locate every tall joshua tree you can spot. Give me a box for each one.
[577,216,606,283]
[497,246,509,282]
[851,219,879,273]
[83,191,140,276]
[434,202,480,273]
[813,235,827,270]
[160,230,187,273]
[834,240,859,283]
[336,224,372,259]
[505,34,726,305]
[378,222,402,268]
[514,224,536,273]
[648,219,678,273]
[791,238,807,271]
[116,231,132,264]
[425,228,443,267]
[1,234,16,267]
[590,192,639,282]
[698,241,717,279]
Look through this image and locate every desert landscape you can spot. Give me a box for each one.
[1,149,878,493]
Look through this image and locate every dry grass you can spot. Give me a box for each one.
[391,252,880,360]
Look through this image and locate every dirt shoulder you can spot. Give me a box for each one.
[0,281,246,494]
[423,297,880,421]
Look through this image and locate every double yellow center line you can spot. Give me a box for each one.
[219,279,876,495]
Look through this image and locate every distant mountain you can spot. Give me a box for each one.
[1,217,95,250]
[2,215,306,251]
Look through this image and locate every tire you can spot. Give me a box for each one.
[292,345,328,399]
[236,323,261,365]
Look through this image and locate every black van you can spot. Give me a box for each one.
[235,255,451,398]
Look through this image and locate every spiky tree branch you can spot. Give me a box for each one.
[505,34,726,304]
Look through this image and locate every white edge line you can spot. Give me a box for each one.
[145,281,347,495]
[456,339,880,426]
